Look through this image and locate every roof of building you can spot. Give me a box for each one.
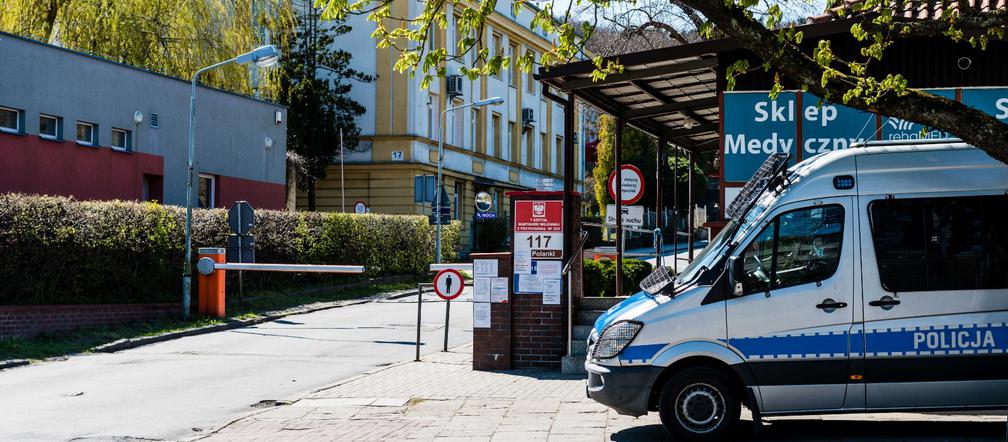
[0,30,285,108]
[809,0,1007,23]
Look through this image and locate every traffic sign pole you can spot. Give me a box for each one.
[443,298,450,352]
[432,268,464,352]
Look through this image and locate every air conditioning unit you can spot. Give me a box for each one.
[446,75,464,98]
[521,107,535,127]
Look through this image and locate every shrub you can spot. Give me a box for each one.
[581,258,654,297]
[0,193,462,305]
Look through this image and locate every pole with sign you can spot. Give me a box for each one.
[433,268,463,351]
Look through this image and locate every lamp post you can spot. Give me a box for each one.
[182,45,281,318]
[434,96,504,264]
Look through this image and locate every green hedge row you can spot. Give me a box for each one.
[583,258,654,297]
[0,193,462,305]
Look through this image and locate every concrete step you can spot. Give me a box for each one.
[572,325,593,341]
[577,310,607,326]
[571,339,588,356]
[580,296,627,311]
[562,354,587,375]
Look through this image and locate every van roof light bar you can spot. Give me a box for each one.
[725,153,790,220]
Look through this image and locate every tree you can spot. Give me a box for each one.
[592,115,706,217]
[278,2,373,211]
[317,0,1008,164]
[0,0,294,96]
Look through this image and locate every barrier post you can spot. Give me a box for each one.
[197,247,227,318]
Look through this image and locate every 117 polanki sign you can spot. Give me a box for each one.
[722,87,1008,183]
[513,200,563,260]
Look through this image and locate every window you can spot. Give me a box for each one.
[76,121,96,146]
[453,14,467,64]
[0,106,21,133]
[492,33,503,78]
[869,195,1008,292]
[540,133,548,171]
[473,107,484,154]
[111,128,132,151]
[453,181,463,219]
[452,98,464,146]
[526,51,536,93]
[39,114,61,140]
[525,129,534,166]
[508,121,518,162]
[492,113,502,158]
[198,174,216,208]
[740,205,845,295]
[555,135,563,174]
[427,93,438,139]
[509,44,519,86]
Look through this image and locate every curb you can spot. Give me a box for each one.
[0,359,29,371]
[92,288,418,354]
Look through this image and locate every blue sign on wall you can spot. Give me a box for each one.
[962,88,1008,123]
[880,88,957,141]
[723,92,798,182]
[801,93,876,160]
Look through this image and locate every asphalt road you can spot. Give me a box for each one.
[0,290,473,441]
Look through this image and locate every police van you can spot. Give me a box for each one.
[585,140,1008,440]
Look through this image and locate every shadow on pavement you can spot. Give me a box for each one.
[610,419,1007,441]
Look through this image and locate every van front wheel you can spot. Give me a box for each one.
[658,367,740,441]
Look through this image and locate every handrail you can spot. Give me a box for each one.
[582,221,690,237]
[562,230,590,276]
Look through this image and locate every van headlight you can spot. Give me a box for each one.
[591,320,643,359]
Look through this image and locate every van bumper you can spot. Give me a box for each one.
[586,360,664,417]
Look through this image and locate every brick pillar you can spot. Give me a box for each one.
[471,252,512,371]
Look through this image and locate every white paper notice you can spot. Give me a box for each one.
[518,273,543,293]
[542,278,562,304]
[514,250,532,274]
[473,259,498,278]
[491,277,509,303]
[536,260,562,279]
[473,302,491,328]
[473,278,491,303]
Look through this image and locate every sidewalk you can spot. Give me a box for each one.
[201,345,1005,441]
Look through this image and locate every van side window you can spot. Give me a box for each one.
[869,195,1008,292]
[740,205,845,295]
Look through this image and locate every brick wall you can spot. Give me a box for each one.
[472,252,512,371]
[511,293,566,370]
[0,303,179,339]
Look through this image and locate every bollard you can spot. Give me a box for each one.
[197,247,227,318]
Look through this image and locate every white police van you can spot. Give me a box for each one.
[585,140,1008,440]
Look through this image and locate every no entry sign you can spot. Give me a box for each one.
[433,268,464,300]
[608,165,645,205]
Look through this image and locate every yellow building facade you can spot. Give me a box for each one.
[298,0,588,253]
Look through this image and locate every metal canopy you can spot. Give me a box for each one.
[537,18,856,152]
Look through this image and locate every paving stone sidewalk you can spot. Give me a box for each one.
[201,345,1006,441]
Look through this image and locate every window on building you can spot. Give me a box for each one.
[740,205,845,295]
[510,0,518,17]
[76,121,96,146]
[555,135,563,174]
[473,107,484,154]
[508,121,518,162]
[198,174,216,208]
[453,13,467,64]
[0,106,22,134]
[452,98,464,146]
[142,174,163,203]
[526,51,536,94]
[39,114,61,140]
[525,129,534,167]
[540,133,548,171]
[492,113,502,158]
[427,93,438,139]
[111,128,132,151]
[453,181,463,219]
[869,195,1008,292]
[509,43,519,86]
[492,33,503,78]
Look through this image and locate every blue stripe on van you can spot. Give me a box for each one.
[618,344,667,363]
[727,331,849,359]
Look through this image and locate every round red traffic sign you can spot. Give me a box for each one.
[607,164,645,205]
[433,268,464,300]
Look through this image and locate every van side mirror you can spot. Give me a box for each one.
[727,256,744,297]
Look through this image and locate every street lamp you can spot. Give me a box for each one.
[434,96,504,263]
[182,45,281,318]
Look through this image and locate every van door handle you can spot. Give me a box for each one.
[868,296,901,310]
[815,299,847,312]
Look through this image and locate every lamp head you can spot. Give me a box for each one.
[473,96,504,107]
[236,45,281,68]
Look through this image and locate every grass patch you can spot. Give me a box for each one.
[0,279,420,362]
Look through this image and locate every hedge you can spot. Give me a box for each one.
[582,258,654,297]
[0,193,462,305]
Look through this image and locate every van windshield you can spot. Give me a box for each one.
[674,191,779,285]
